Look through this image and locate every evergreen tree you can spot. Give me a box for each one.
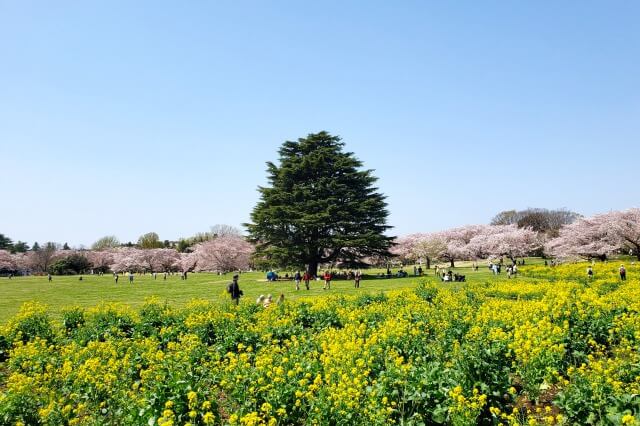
[32,242,41,251]
[246,131,393,276]
[12,241,29,253]
[0,234,13,251]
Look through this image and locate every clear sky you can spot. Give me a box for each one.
[1,1,639,247]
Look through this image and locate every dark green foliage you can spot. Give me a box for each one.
[0,333,9,362]
[246,131,394,276]
[354,292,388,307]
[386,360,454,424]
[61,307,85,333]
[415,281,440,303]
[49,253,91,275]
[73,307,136,343]
[136,300,181,339]
[0,234,13,250]
[11,241,29,253]
[556,373,640,425]
[176,239,191,253]
[294,302,343,330]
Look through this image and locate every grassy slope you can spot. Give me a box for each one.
[0,258,545,324]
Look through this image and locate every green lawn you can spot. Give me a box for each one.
[0,259,544,324]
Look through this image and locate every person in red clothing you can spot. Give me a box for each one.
[323,270,332,290]
[303,270,311,290]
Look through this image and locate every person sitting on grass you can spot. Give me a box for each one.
[263,294,273,308]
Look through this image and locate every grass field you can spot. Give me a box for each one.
[0,259,544,324]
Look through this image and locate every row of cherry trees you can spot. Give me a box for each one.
[2,209,637,274]
[394,224,540,267]
[545,208,640,261]
[0,235,254,274]
[394,208,640,266]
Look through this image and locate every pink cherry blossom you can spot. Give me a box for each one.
[192,235,254,272]
[0,250,16,272]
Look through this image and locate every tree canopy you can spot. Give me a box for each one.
[137,232,164,249]
[91,235,120,251]
[246,131,393,276]
[491,208,580,237]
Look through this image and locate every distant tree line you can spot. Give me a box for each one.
[490,208,581,237]
[0,225,252,276]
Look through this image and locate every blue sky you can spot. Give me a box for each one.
[1,1,639,247]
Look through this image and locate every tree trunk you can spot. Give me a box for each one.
[308,260,319,278]
[426,257,431,269]
[450,259,455,268]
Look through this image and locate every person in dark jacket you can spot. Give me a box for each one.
[227,274,242,305]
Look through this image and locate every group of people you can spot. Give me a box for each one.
[266,270,364,290]
[320,270,363,289]
[376,268,408,279]
[293,270,312,290]
[441,270,466,282]
[487,262,518,276]
[110,271,190,283]
[587,264,628,281]
[256,293,285,307]
[227,269,367,305]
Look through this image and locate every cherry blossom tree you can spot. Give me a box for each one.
[397,225,540,267]
[110,248,146,273]
[192,235,254,273]
[153,249,181,272]
[545,215,618,261]
[469,225,541,263]
[136,249,158,272]
[546,208,640,261]
[27,242,62,273]
[85,250,114,273]
[178,252,197,273]
[12,253,31,274]
[610,208,640,260]
[391,235,418,264]
[393,233,447,269]
[433,225,489,267]
[0,250,16,273]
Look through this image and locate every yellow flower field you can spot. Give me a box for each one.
[1,263,639,425]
